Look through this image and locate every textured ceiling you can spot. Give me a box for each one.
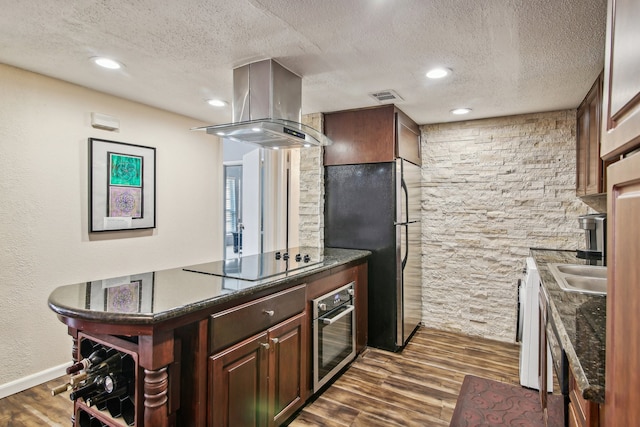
[0,0,607,125]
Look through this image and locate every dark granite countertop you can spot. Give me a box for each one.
[530,248,606,404]
[48,247,370,325]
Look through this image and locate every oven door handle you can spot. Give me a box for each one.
[321,305,354,325]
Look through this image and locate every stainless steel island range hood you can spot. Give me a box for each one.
[197,59,331,149]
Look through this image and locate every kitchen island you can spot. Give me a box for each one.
[48,247,369,427]
[530,249,605,426]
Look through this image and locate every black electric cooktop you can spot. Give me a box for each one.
[183,247,324,282]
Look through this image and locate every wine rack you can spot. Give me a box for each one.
[73,333,140,427]
[77,408,119,427]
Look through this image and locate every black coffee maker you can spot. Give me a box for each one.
[576,213,606,265]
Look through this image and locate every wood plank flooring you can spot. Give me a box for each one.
[287,327,522,426]
[0,327,523,426]
[0,378,72,427]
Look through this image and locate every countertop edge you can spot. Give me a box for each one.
[48,248,371,326]
[530,248,605,404]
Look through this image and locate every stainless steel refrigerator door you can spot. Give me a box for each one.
[396,159,422,347]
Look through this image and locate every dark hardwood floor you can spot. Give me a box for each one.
[0,378,72,427]
[287,327,522,426]
[0,327,522,426]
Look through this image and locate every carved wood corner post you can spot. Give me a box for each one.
[67,327,79,426]
[67,327,79,363]
[139,330,176,427]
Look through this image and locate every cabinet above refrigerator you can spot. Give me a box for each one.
[323,105,421,167]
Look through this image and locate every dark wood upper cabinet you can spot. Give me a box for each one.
[324,105,421,166]
[601,0,640,159]
[396,109,421,164]
[576,72,605,196]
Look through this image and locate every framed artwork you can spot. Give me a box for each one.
[86,272,155,313]
[89,138,156,232]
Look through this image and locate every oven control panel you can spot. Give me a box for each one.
[313,282,355,317]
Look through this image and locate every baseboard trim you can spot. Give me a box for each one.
[0,362,70,399]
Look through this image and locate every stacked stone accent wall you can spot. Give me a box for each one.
[299,113,324,248]
[421,110,599,342]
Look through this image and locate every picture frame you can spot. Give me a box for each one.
[89,138,156,232]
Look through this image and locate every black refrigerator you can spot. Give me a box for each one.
[324,158,422,351]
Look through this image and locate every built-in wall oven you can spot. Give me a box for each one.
[312,281,356,392]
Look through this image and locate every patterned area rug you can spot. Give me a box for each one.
[449,375,564,427]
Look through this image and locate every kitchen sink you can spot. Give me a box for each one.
[548,263,607,295]
[553,264,607,279]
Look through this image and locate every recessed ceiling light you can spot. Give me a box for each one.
[207,99,227,107]
[216,131,225,136]
[92,57,122,70]
[426,67,452,79]
[451,108,472,115]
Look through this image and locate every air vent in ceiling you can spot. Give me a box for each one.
[369,89,403,103]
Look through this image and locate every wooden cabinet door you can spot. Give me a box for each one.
[324,105,395,165]
[267,312,307,427]
[577,74,604,195]
[569,369,600,427]
[568,402,581,427]
[396,109,421,166]
[576,103,589,196]
[209,332,269,427]
[601,0,640,159]
[324,105,421,166]
[585,90,603,194]
[605,152,640,426]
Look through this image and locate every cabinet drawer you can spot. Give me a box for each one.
[209,285,305,353]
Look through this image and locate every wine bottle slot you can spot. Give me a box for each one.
[69,376,105,401]
[121,398,135,426]
[51,383,70,396]
[65,340,136,426]
[77,410,91,427]
[85,385,128,407]
[105,400,122,418]
[66,348,107,375]
[69,371,88,386]
[78,410,108,427]
[103,374,130,394]
[95,399,108,412]
[87,353,124,376]
[79,339,96,360]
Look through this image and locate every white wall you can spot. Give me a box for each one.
[0,64,223,392]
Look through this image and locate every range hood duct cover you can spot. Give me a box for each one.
[198,59,331,149]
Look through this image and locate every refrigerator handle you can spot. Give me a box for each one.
[401,175,409,224]
[401,173,409,269]
[402,223,409,269]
